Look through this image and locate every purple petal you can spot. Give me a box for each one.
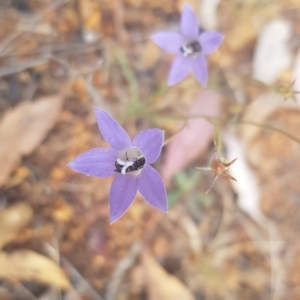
[168,56,191,86]
[94,108,132,151]
[110,174,138,223]
[138,164,168,212]
[133,129,164,164]
[191,55,208,86]
[151,32,185,55]
[67,148,118,177]
[199,31,224,55]
[180,3,199,40]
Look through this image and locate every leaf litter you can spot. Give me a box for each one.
[0,0,300,299]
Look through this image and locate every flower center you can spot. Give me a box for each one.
[114,148,146,175]
[180,40,202,57]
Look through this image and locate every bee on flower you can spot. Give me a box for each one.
[68,108,168,223]
[151,3,224,86]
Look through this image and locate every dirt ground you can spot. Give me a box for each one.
[1,0,300,299]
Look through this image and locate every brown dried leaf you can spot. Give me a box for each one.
[226,20,257,51]
[0,95,64,187]
[0,203,33,249]
[142,253,196,300]
[162,90,222,185]
[78,0,102,32]
[0,250,70,289]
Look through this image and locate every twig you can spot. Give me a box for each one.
[51,56,110,111]
[238,120,300,145]
[154,112,300,146]
[105,242,142,300]
[268,223,286,299]
[44,241,63,300]
[210,190,286,299]
[163,120,188,146]
[0,56,50,78]
[0,0,70,56]
[61,257,104,300]
[235,213,287,299]
[113,48,139,103]
[16,282,39,300]
[179,214,202,254]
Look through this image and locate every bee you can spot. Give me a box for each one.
[115,155,146,174]
[180,41,202,56]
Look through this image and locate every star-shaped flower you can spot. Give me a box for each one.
[196,140,237,194]
[151,3,224,86]
[277,79,300,102]
[68,108,168,223]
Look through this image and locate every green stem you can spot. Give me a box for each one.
[236,120,300,145]
[151,111,300,145]
[113,48,139,103]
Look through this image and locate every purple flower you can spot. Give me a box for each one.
[67,108,168,223]
[151,3,224,86]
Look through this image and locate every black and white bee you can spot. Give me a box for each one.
[180,40,202,57]
[115,155,146,174]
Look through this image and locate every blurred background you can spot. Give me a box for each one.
[0,0,300,299]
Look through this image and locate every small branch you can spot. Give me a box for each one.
[105,242,142,300]
[61,257,104,300]
[0,56,50,78]
[238,120,300,145]
[153,112,300,146]
[113,48,140,103]
[0,0,70,56]
[163,120,188,146]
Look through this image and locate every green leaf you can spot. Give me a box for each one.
[174,170,201,193]
[167,191,181,207]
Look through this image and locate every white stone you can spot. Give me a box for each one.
[223,133,264,224]
[253,19,292,85]
[293,48,300,104]
[199,0,222,29]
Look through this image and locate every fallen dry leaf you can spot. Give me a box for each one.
[0,250,70,289]
[78,0,102,42]
[142,253,196,300]
[5,166,31,188]
[162,90,222,185]
[0,95,64,187]
[226,20,257,52]
[0,203,33,249]
[78,0,102,32]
